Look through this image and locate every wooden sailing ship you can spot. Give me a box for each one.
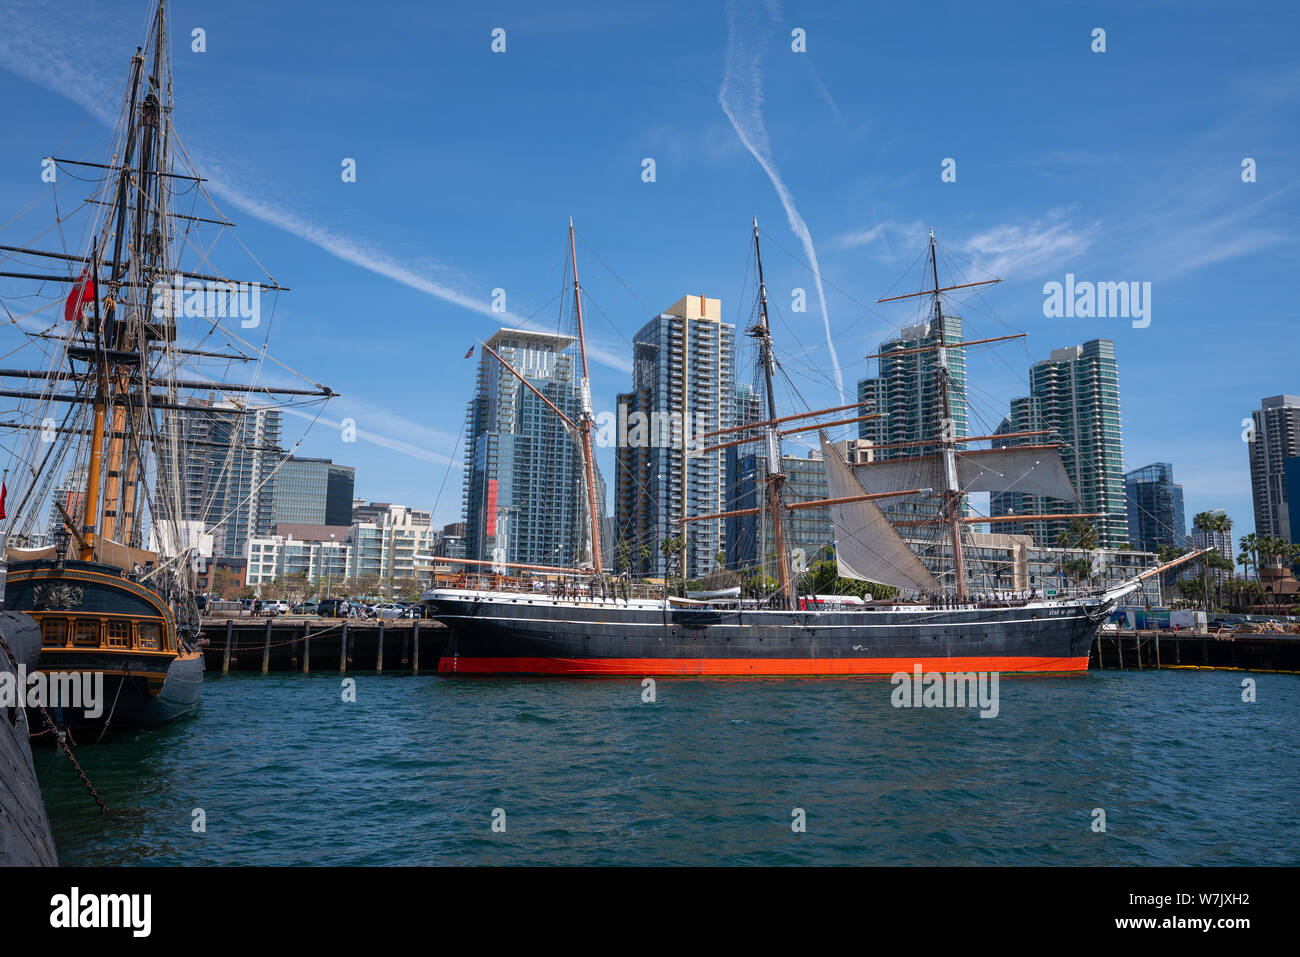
[422,220,1209,674]
[0,1,333,730]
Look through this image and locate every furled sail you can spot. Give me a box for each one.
[848,446,1079,503]
[820,436,942,594]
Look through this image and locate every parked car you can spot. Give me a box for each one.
[263,600,289,616]
[316,598,346,618]
[372,603,406,619]
[292,601,318,615]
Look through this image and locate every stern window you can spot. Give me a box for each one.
[106,620,131,649]
[40,618,67,647]
[138,622,161,650]
[73,619,101,647]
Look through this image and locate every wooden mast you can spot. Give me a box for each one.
[568,219,603,575]
[927,229,968,600]
[752,218,793,607]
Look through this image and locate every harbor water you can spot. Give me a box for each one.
[36,669,1300,866]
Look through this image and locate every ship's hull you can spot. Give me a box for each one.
[5,559,203,734]
[426,591,1102,676]
[27,646,204,732]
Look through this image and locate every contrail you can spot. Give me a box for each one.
[718,0,845,402]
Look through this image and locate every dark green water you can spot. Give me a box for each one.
[35,669,1300,865]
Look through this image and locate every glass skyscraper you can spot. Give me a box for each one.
[1124,462,1186,552]
[462,328,597,568]
[991,339,1127,549]
[272,456,355,527]
[614,295,734,580]
[166,398,281,560]
[854,317,968,525]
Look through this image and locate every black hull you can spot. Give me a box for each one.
[31,651,204,733]
[427,591,1102,676]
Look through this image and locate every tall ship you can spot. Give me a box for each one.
[0,1,333,730]
[423,221,1203,675]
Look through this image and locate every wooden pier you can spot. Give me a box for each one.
[199,619,447,674]
[1091,630,1300,673]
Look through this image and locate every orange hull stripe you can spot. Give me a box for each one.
[439,655,1089,675]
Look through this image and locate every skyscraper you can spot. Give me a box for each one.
[991,340,1127,548]
[1124,462,1186,552]
[272,457,355,527]
[462,328,596,568]
[855,316,968,523]
[1248,395,1300,541]
[614,295,734,579]
[726,449,833,571]
[166,398,281,560]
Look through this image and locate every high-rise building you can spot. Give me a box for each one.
[614,295,734,579]
[44,466,88,545]
[855,317,968,523]
[991,340,1127,548]
[1286,457,1300,545]
[167,398,281,560]
[272,457,355,527]
[462,328,597,569]
[1124,462,1186,552]
[1248,395,1300,541]
[726,449,833,571]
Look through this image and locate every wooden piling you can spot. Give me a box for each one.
[340,621,349,673]
[1155,634,1161,669]
[222,620,233,675]
[376,623,385,673]
[412,621,420,674]
[1117,633,1125,670]
[261,618,272,674]
[1094,633,1102,670]
[302,623,311,674]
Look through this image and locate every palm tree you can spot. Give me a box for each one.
[660,535,685,595]
[1192,510,1232,612]
[1239,532,1260,585]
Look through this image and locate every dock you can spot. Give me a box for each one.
[1092,629,1300,673]
[198,618,447,674]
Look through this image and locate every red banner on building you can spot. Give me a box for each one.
[485,479,498,536]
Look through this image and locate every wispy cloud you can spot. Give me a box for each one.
[718,0,845,401]
[960,214,1096,278]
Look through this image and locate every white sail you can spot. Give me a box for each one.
[820,436,942,594]
[849,446,1079,502]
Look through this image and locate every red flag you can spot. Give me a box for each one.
[0,480,7,520]
[63,267,96,322]
[464,345,475,359]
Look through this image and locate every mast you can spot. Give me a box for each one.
[752,218,793,607]
[568,219,603,575]
[928,228,967,600]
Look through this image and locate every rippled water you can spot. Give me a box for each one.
[35,669,1300,865]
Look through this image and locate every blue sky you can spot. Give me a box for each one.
[0,0,1295,542]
